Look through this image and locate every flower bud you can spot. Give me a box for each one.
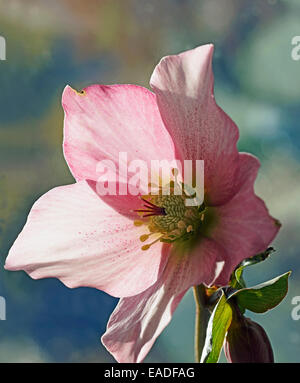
[224,314,274,363]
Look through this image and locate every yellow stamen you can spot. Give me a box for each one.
[134,220,144,227]
[140,234,150,242]
[177,220,186,229]
[141,235,163,251]
[187,225,193,233]
[134,177,206,249]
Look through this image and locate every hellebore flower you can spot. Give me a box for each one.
[5,44,280,362]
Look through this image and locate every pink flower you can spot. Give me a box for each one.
[5,44,279,362]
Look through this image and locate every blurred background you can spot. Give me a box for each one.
[0,0,299,363]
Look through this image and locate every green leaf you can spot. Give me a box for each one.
[230,266,246,289]
[230,271,291,313]
[200,291,233,363]
[240,247,275,268]
[230,248,275,290]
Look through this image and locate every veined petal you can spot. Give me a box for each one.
[102,283,187,363]
[5,181,169,298]
[150,44,240,206]
[102,238,224,363]
[211,153,280,285]
[62,84,176,182]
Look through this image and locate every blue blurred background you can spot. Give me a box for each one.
[0,0,299,362]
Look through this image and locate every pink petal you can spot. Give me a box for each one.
[102,238,225,362]
[5,181,169,298]
[211,153,280,285]
[62,84,176,182]
[150,44,240,206]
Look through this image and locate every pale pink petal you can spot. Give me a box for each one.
[211,153,280,285]
[102,238,225,362]
[5,181,169,298]
[62,84,176,182]
[150,44,240,205]
[102,284,187,363]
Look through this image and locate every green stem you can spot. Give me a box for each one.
[193,284,210,363]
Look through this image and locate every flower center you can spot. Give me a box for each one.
[133,177,206,251]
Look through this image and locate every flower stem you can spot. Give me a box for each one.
[193,284,210,363]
